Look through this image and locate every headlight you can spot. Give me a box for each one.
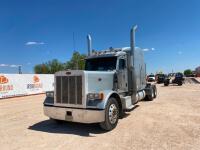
[87,93,104,100]
[46,91,54,98]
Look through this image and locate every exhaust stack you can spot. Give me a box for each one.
[87,34,92,56]
[130,25,137,65]
[129,25,138,102]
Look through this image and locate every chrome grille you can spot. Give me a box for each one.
[56,76,82,105]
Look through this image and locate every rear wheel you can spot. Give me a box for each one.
[153,85,157,98]
[100,97,119,131]
[145,87,154,101]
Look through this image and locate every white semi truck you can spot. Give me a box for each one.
[43,25,157,131]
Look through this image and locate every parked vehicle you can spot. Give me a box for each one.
[164,73,184,86]
[147,74,155,82]
[156,74,166,83]
[43,26,157,131]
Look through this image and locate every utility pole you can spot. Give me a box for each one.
[18,66,22,74]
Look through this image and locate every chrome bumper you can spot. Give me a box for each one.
[44,105,105,123]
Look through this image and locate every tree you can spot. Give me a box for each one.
[64,51,86,70]
[34,59,64,74]
[184,69,192,76]
[34,52,86,74]
[48,59,64,74]
[34,64,43,74]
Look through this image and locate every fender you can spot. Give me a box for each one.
[89,90,121,110]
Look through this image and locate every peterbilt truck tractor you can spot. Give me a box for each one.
[43,25,157,131]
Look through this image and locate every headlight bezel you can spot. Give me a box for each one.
[87,92,104,100]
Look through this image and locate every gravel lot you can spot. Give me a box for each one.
[0,84,200,150]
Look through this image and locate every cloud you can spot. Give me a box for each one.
[143,48,156,52]
[0,64,8,67]
[143,48,150,52]
[178,51,182,55]
[25,41,45,45]
[10,65,18,68]
[0,64,21,68]
[27,62,31,65]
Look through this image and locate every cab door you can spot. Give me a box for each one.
[117,56,128,92]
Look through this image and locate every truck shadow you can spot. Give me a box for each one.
[160,84,183,87]
[28,119,107,137]
[28,107,138,137]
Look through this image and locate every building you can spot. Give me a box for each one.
[196,66,200,77]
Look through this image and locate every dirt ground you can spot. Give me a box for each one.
[0,84,200,150]
[195,77,200,82]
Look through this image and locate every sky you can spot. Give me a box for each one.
[0,0,200,74]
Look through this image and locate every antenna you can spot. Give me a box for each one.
[73,32,78,70]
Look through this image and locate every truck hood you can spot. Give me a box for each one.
[84,71,115,93]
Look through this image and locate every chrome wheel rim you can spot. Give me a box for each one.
[108,104,118,124]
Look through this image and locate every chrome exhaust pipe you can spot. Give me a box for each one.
[130,25,138,103]
[87,34,92,56]
[130,25,137,63]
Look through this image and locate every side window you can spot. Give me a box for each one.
[119,59,126,70]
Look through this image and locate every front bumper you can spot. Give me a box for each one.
[44,105,105,123]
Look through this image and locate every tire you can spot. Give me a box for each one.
[100,97,119,131]
[145,87,154,101]
[153,85,157,98]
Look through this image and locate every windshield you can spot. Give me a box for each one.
[157,74,165,77]
[85,57,117,71]
[149,75,155,77]
[175,73,183,78]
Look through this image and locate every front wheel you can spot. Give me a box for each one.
[100,97,119,131]
[145,88,154,101]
